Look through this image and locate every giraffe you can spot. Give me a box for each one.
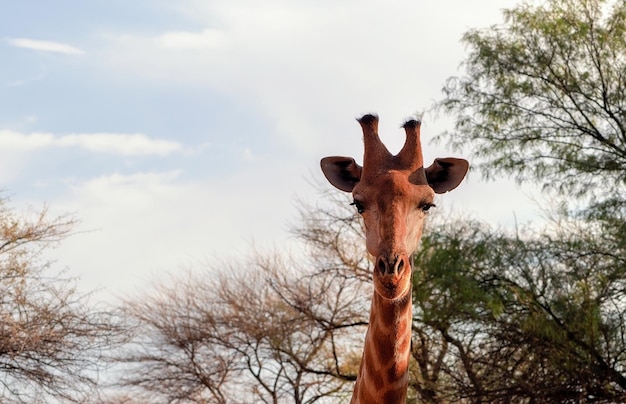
[320,114,468,403]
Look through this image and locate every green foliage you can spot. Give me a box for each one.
[416,1,626,400]
[411,206,626,402]
[414,220,505,326]
[437,0,626,198]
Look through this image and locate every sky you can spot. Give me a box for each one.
[1,0,535,301]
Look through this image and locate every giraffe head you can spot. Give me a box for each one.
[321,114,468,300]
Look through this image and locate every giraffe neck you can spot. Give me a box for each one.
[350,286,413,404]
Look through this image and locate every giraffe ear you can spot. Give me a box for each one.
[321,156,362,192]
[425,158,469,194]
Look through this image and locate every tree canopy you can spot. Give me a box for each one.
[411,208,626,402]
[438,0,626,198]
[113,194,370,403]
[419,0,626,401]
[0,197,123,403]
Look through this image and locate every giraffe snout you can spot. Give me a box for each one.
[375,254,410,276]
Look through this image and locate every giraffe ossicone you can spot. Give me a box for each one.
[321,114,468,404]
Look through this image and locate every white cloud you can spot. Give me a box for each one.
[157,29,225,50]
[6,38,85,55]
[6,71,47,87]
[58,133,183,156]
[240,147,256,162]
[0,131,54,149]
[45,167,302,299]
[96,0,520,157]
[0,130,183,156]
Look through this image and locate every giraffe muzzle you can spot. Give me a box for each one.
[375,254,410,277]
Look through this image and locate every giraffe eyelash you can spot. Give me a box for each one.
[350,200,366,214]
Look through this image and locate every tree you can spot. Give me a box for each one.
[114,192,372,403]
[437,0,626,197]
[115,261,365,403]
[0,196,124,403]
[414,0,626,401]
[410,209,626,402]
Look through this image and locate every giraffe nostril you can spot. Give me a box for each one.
[377,255,410,276]
[376,256,389,275]
[395,258,405,275]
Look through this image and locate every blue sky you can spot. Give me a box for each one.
[1,0,533,299]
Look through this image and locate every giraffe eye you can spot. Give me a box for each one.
[350,200,366,214]
[421,203,436,213]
